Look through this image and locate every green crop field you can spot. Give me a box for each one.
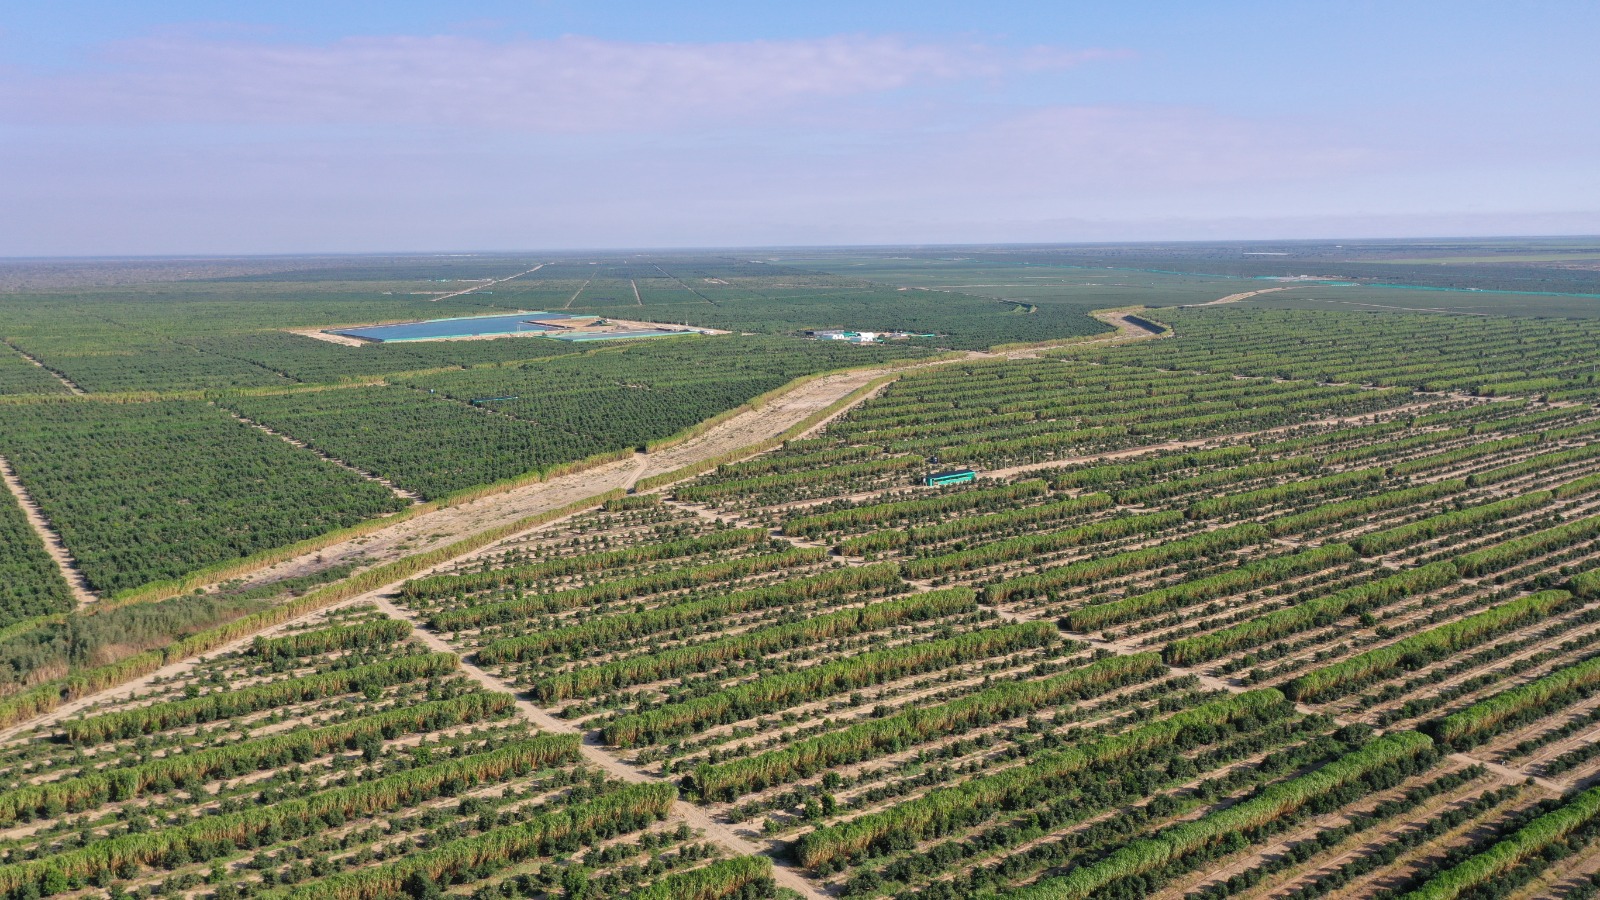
[0,400,407,595]
[4,242,1600,900]
[0,604,773,900]
[388,346,1600,900]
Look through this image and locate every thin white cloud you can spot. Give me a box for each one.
[0,33,1126,131]
[926,106,1376,190]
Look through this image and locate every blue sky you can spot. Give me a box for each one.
[3,1,1597,255]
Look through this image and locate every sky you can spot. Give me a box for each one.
[2,1,1598,256]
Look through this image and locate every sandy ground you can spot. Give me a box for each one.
[1184,285,1300,307]
[225,365,909,594]
[0,454,98,605]
[292,329,370,347]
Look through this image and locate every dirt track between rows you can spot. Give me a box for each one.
[369,595,831,899]
[1186,285,1300,307]
[0,454,97,605]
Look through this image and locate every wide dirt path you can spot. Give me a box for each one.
[222,354,994,598]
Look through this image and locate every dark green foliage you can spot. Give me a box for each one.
[0,488,72,625]
[0,401,406,593]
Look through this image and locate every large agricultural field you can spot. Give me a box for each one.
[381,342,1600,900]
[4,241,1600,900]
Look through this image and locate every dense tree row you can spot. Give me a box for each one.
[1163,562,1459,665]
[427,546,824,630]
[836,493,1114,556]
[1067,544,1355,632]
[781,480,1048,538]
[0,344,72,395]
[282,782,677,900]
[1285,590,1574,702]
[690,653,1164,801]
[794,690,1288,868]
[0,691,514,824]
[401,528,767,599]
[601,620,1055,747]
[250,618,413,660]
[1185,468,1386,520]
[900,510,1183,579]
[1399,784,1600,900]
[1454,513,1600,576]
[223,385,593,501]
[0,487,73,625]
[1068,306,1600,396]
[1428,651,1600,750]
[538,589,980,705]
[1467,441,1600,486]
[63,651,459,743]
[474,564,900,663]
[628,856,775,900]
[1265,480,1465,536]
[1049,447,1257,491]
[1007,732,1436,900]
[986,522,1269,603]
[1353,493,1551,556]
[675,456,920,502]
[0,735,580,895]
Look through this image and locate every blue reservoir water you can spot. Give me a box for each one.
[331,312,575,342]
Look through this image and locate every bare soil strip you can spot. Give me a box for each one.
[218,366,892,597]
[1187,285,1302,307]
[563,276,593,309]
[0,338,85,394]
[291,328,369,347]
[0,454,98,605]
[427,263,544,302]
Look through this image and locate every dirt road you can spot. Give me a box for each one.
[1186,285,1299,307]
[224,366,914,595]
[428,264,544,302]
[0,454,97,605]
